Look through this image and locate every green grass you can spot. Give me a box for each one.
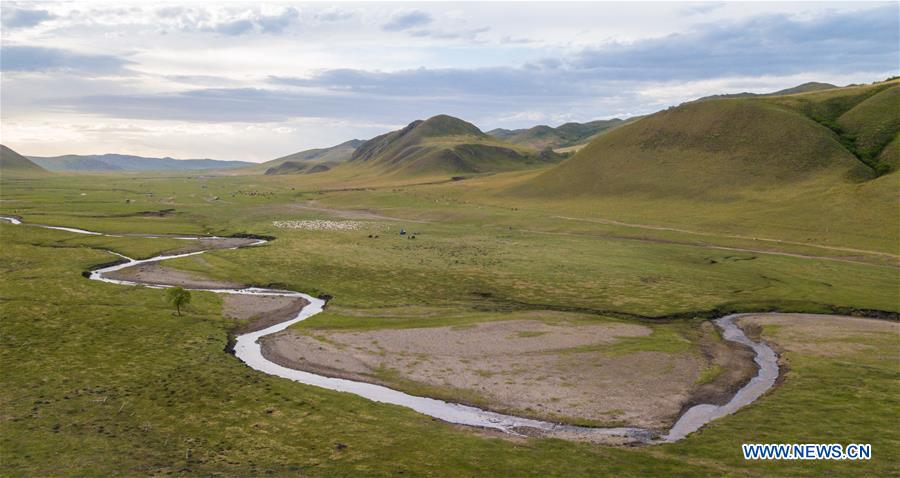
[0,144,50,175]
[0,160,897,475]
[512,82,899,253]
[2,221,896,476]
[695,364,724,385]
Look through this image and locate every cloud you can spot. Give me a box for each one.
[383,10,432,31]
[156,7,186,18]
[64,5,898,126]
[679,3,725,16]
[10,4,900,153]
[156,6,300,36]
[1,7,55,28]
[574,5,899,79]
[315,7,355,22]
[213,18,255,36]
[409,26,490,40]
[55,80,606,126]
[257,7,300,34]
[271,66,596,98]
[0,46,131,75]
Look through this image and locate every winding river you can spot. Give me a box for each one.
[1,216,779,443]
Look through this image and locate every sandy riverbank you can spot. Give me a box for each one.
[259,317,756,429]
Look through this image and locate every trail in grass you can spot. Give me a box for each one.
[0,215,779,444]
[554,215,900,261]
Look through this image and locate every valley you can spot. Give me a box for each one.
[1,79,897,476]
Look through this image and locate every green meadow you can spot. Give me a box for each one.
[1,168,897,476]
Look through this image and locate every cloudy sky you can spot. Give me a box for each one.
[1,1,897,162]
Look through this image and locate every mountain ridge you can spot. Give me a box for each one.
[349,115,561,176]
[487,118,627,150]
[30,153,253,172]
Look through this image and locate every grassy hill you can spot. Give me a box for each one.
[0,145,49,176]
[264,161,332,175]
[30,153,251,172]
[504,80,899,253]
[251,139,363,174]
[527,80,899,199]
[349,115,559,176]
[696,81,839,102]
[763,80,900,173]
[488,119,626,150]
[770,81,839,95]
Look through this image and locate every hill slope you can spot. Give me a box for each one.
[350,115,558,176]
[763,80,899,173]
[249,139,362,175]
[525,81,900,199]
[1,145,49,176]
[264,161,332,175]
[30,154,252,172]
[488,119,626,150]
[696,82,839,102]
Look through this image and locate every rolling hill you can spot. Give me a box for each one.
[349,115,560,176]
[0,145,50,176]
[264,161,333,175]
[524,79,899,199]
[270,139,363,164]
[29,154,252,172]
[487,118,627,150]
[695,82,839,102]
[763,81,900,173]
[250,139,363,175]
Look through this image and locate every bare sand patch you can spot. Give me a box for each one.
[683,321,757,410]
[106,263,245,289]
[738,313,899,358]
[169,237,259,254]
[223,294,308,333]
[261,319,707,429]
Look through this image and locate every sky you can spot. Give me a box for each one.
[1,1,898,162]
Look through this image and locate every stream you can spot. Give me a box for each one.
[1,216,779,443]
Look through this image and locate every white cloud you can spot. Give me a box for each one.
[1,2,897,160]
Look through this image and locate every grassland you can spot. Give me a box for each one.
[1,144,897,476]
[519,81,900,256]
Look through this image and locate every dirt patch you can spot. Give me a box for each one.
[290,201,430,223]
[682,321,758,410]
[105,263,245,289]
[168,237,258,254]
[737,313,899,358]
[261,319,706,429]
[224,294,308,333]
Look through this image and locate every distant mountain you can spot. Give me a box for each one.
[1,145,49,175]
[29,153,253,172]
[695,82,838,102]
[270,139,363,164]
[487,119,626,150]
[350,114,560,176]
[250,139,363,174]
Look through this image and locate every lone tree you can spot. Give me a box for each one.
[166,287,191,316]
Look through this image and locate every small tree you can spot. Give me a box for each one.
[166,287,191,316]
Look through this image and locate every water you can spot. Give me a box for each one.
[662,314,779,441]
[1,216,780,442]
